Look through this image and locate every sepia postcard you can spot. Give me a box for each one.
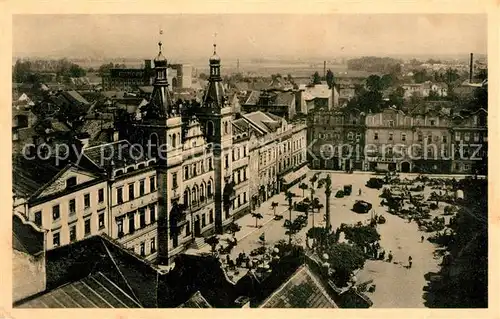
[1,1,499,319]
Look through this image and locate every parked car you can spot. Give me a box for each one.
[335,190,344,198]
[366,178,384,189]
[343,184,352,195]
[353,200,373,214]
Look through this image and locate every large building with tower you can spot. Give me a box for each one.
[13,40,307,265]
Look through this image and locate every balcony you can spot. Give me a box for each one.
[232,157,249,170]
[112,192,158,218]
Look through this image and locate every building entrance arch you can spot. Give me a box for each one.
[401,161,411,173]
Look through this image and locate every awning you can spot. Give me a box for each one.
[283,166,310,185]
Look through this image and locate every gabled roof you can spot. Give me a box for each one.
[243,111,282,134]
[244,90,261,105]
[16,272,143,308]
[275,91,295,106]
[259,265,338,308]
[12,154,70,198]
[61,90,90,105]
[178,291,212,308]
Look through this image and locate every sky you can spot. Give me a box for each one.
[13,14,487,61]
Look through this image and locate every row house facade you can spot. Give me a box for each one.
[364,107,487,174]
[307,108,366,171]
[450,108,488,175]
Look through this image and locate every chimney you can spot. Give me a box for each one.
[323,61,326,79]
[470,53,474,83]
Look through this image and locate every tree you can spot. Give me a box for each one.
[326,69,335,89]
[388,86,406,109]
[97,62,115,77]
[317,175,332,230]
[227,222,241,235]
[312,71,322,85]
[413,69,429,84]
[366,75,383,92]
[205,235,219,255]
[444,68,460,84]
[342,224,380,248]
[307,227,330,248]
[69,64,86,77]
[252,212,263,228]
[299,183,308,197]
[325,243,366,287]
[198,73,208,80]
[380,74,395,90]
[271,202,279,216]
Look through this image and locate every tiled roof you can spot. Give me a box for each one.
[80,119,114,142]
[62,90,90,105]
[275,92,295,106]
[232,118,250,134]
[178,291,212,308]
[83,140,149,170]
[244,91,261,105]
[16,272,142,308]
[260,266,338,308]
[305,84,331,99]
[13,213,45,256]
[12,154,69,198]
[243,111,280,134]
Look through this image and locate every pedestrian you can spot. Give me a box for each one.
[421,235,424,243]
[359,188,362,196]
[387,251,393,263]
[408,256,413,268]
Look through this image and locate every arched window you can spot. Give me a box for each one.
[183,189,190,206]
[207,180,213,197]
[207,121,214,136]
[200,182,205,200]
[191,187,197,205]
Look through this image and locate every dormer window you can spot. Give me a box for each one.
[66,177,77,188]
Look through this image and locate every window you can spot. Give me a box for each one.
[186,221,191,237]
[34,211,42,227]
[52,205,60,221]
[66,177,77,188]
[139,180,145,196]
[117,219,124,237]
[150,176,156,191]
[347,132,354,140]
[418,133,423,142]
[374,132,378,140]
[139,208,146,228]
[232,149,236,161]
[202,214,206,228]
[150,205,156,223]
[98,188,104,203]
[98,210,105,229]
[66,199,76,216]
[389,133,393,141]
[209,210,214,223]
[70,225,76,242]
[474,133,480,142]
[128,213,135,233]
[401,133,406,142]
[140,242,145,257]
[427,135,432,143]
[150,238,156,253]
[53,232,60,247]
[464,132,470,142]
[430,120,436,126]
[84,194,90,209]
[117,188,123,204]
[243,146,247,157]
[208,158,213,170]
[243,192,247,203]
[128,184,135,200]
[225,155,229,169]
[184,166,189,180]
[172,172,178,189]
[442,135,447,143]
[207,181,213,197]
[84,219,91,235]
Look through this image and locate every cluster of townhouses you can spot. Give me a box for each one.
[308,104,487,175]
[12,42,307,263]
